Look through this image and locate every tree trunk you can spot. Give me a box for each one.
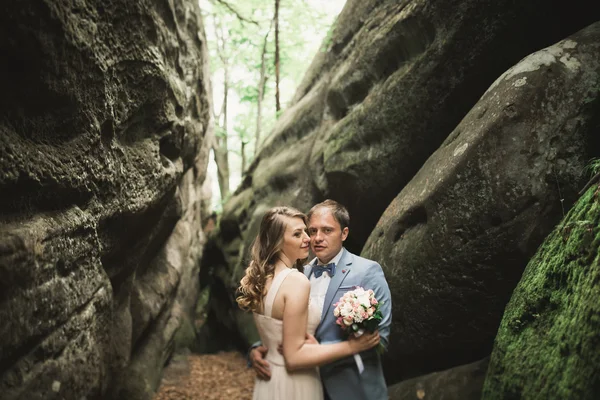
[240,140,247,173]
[212,18,230,200]
[255,22,272,148]
[213,68,230,200]
[274,0,281,113]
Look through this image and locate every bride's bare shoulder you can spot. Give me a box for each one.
[282,269,310,291]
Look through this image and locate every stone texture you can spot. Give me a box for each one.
[0,0,211,398]
[200,0,600,351]
[362,21,600,383]
[389,357,489,400]
[482,167,600,395]
[305,0,599,249]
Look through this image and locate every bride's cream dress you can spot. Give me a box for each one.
[252,268,324,400]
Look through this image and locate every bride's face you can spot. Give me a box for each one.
[280,217,310,264]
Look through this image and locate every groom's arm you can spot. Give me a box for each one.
[361,262,392,350]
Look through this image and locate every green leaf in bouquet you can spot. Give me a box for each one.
[363,318,379,332]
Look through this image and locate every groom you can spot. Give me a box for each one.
[249,199,392,400]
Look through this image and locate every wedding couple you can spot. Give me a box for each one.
[236,200,392,400]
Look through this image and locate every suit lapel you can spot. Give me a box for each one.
[320,248,353,322]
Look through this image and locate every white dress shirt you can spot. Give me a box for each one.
[309,247,344,314]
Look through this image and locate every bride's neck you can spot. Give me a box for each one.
[274,254,293,272]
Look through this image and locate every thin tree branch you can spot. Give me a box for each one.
[210,0,260,26]
[255,19,273,147]
[579,171,600,195]
[274,0,281,112]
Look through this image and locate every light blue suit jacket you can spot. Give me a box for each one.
[305,248,392,400]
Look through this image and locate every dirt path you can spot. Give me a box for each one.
[154,352,255,400]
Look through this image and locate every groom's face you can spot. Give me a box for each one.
[308,209,348,264]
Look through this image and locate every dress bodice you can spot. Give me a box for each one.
[253,269,322,366]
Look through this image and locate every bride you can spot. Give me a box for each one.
[237,206,380,400]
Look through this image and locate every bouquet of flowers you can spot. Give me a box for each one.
[334,286,383,335]
[333,286,384,373]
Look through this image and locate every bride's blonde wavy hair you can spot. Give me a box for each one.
[236,206,307,313]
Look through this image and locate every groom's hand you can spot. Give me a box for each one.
[250,346,271,380]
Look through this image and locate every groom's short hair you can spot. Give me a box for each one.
[307,199,350,230]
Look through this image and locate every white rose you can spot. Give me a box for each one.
[342,302,353,316]
[357,294,371,308]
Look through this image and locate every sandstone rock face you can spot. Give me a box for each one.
[201,0,599,350]
[482,130,600,395]
[362,22,600,383]
[389,357,489,400]
[0,0,211,399]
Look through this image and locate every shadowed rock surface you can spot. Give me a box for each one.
[0,0,211,399]
[199,0,600,357]
[362,21,600,383]
[389,357,489,400]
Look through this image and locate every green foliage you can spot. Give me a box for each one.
[321,18,338,53]
[586,157,600,176]
[214,124,227,139]
[236,83,259,103]
[203,0,345,209]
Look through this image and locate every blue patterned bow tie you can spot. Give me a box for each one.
[313,263,336,278]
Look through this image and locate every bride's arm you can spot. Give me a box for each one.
[281,273,379,372]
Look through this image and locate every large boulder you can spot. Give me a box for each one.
[200,0,599,348]
[0,0,211,399]
[482,179,600,395]
[389,357,489,400]
[362,21,600,384]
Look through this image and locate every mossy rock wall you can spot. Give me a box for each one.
[482,162,600,394]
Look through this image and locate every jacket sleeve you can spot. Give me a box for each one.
[246,340,263,367]
[360,262,392,350]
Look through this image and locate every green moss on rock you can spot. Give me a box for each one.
[482,184,600,399]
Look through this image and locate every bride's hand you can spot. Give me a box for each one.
[348,331,380,353]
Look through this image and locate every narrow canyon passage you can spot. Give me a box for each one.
[3,0,600,398]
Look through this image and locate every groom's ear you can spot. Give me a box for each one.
[341,227,349,241]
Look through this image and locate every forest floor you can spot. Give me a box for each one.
[154,351,255,400]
